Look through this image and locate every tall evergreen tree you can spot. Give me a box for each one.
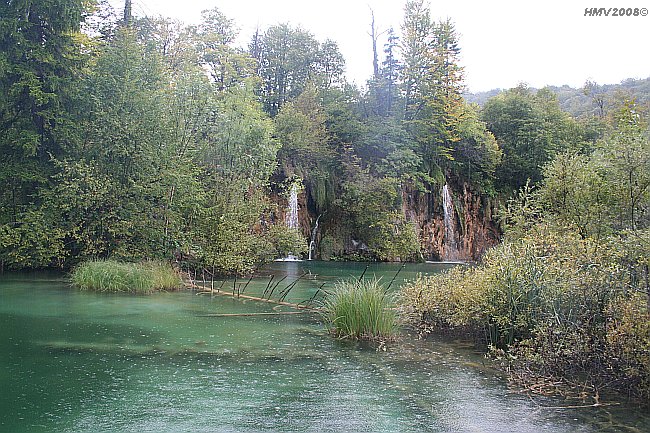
[0,0,91,225]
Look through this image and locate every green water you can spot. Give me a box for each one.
[1,263,648,433]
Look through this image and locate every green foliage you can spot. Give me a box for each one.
[401,103,650,400]
[482,86,587,193]
[0,0,91,225]
[203,81,279,182]
[322,278,398,341]
[72,260,181,294]
[355,117,422,179]
[606,293,650,402]
[341,173,420,261]
[541,101,650,237]
[252,24,345,116]
[0,210,67,269]
[267,225,308,259]
[400,226,650,400]
[194,8,255,91]
[274,85,329,173]
[190,183,274,275]
[452,104,502,191]
[396,3,500,193]
[401,234,551,347]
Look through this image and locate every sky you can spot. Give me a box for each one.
[110,0,650,92]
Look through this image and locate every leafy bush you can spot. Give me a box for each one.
[322,278,398,341]
[72,260,181,294]
[340,175,421,261]
[267,224,308,259]
[606,294,650,402]
[400,225,650,401]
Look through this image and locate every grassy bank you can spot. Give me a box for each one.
[322,278,397,341]
[72,260,181,294]
[400,227,650,404]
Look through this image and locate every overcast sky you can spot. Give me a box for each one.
[112,0,650,92]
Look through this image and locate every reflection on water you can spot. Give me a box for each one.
[1,265,648,433]
[198,261,458,306]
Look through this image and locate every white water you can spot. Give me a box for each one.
[281,184,302,261]
[442,184,460,261]
[286,184,299,230]
[308,214,322,261]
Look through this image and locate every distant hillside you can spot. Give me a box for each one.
[465,77,650,117]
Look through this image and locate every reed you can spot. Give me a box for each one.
[322,278,397,341]
[72,260,181,294]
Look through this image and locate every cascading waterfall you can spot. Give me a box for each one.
[442,184,460,261]
[308,214,322,261]
[286,184,299,230]
[280,184,301,261]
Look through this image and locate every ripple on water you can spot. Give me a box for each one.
[1,273,649,433]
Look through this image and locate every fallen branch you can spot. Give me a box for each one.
[197,311,309,317]
[189,281,321,311]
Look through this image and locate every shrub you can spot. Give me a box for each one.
[72,260,181,294]
[401,234,552,347]
[322,278,398,341]
[399,225,650,402]
[606,294,650,402]
[400,265,487,335]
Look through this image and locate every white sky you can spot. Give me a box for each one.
[113,0,650,92]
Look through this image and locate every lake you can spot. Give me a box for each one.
[1,262,648,432]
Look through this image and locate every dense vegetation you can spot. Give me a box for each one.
[4,0,640,273]
[401,102,650,402]
[466,77,650,118]
[2,0,648,404]
[0,0,512,272]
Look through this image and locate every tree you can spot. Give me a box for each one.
[453,104,501,190]
[583,80,607,118]
[400,3,469,178]
[54,27,185,261]
[541,100,650,239]
[401,0,434,123]
[0,0,91,225]
[603,101,650,230]
[193,8,255,91]
[191,81,283,274]
[482,86,585,193]
[315,39,345,89]
[252,24,320,116]
[365,27,401,118]
[274,84,329,171]
[340,171,420,261]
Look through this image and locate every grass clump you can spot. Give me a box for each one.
[72,260,181,294]
[322,278,398,341]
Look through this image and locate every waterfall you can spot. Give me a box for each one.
[308,214,322,261]
[286,184,299,230]
[279,184,301,261]
[442,184,459,261]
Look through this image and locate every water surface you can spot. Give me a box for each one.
[1,264,648,432]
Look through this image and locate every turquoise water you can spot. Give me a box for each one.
[1,264,648,432]
[196,261,458,306]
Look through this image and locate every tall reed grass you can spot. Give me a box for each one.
[72,260,181,294]
[322,278,397,341]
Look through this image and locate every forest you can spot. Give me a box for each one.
[1,0,649,406]
[5,0,645,274]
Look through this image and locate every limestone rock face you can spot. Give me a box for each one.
[274,181,500,262]
[403,182,500,262]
